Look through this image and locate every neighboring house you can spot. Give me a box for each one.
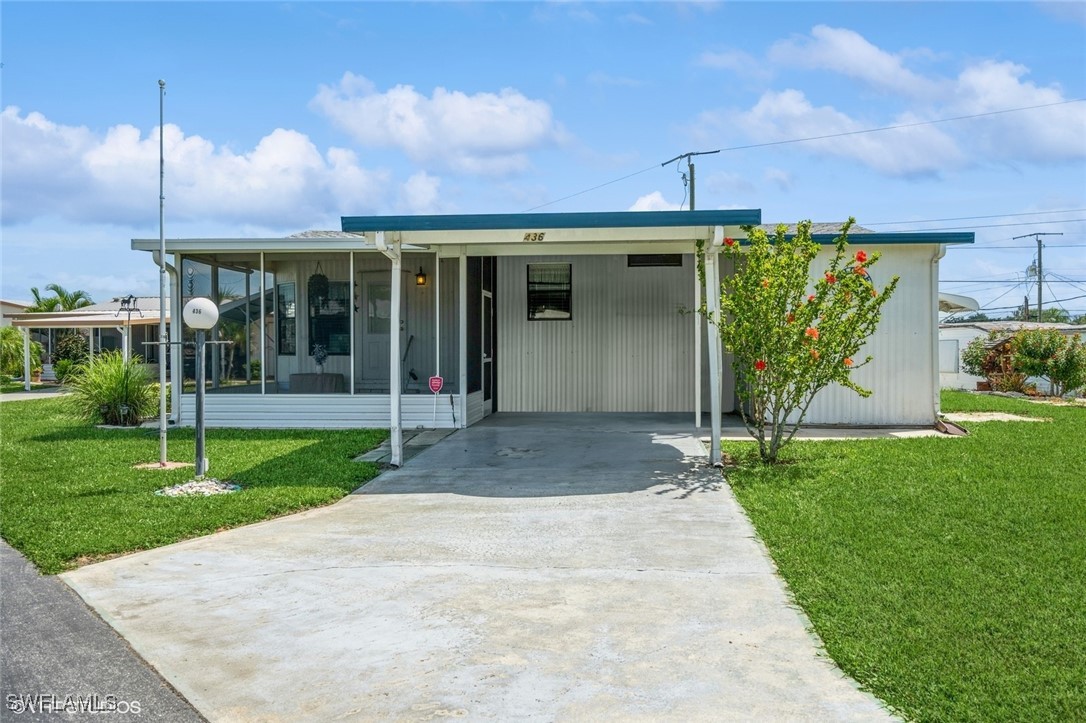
[128,210,972,464]
[1,299,30,327]
[939,321,1086,392]
[8,297,167,367]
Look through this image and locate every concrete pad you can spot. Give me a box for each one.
[63,413,893,721]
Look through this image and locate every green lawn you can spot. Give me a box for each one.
[726,391,1085,722]
[0,397,387,573]
[1,382,48,393]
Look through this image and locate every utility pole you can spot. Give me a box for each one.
[661,150,720,210]
[1013,232,1063,322]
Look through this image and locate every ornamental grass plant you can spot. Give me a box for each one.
[66,350,157,426]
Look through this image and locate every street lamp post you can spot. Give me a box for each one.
[183,297,218,479]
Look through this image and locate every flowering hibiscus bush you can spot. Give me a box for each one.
[711,219,899,463]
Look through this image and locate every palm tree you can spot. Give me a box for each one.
[44,283,94,311]
[27,287,61,312]
[26,284,95,362]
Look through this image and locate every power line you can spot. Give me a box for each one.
[949,243,1084,250]
[525,164,659,212]
[893,218,1085,232]
[941,278,1086,283]
[525,98,1086,212]
[707,98,1085,154]
[865,208,1086,226]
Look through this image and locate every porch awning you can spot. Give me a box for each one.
[9,311,166,329]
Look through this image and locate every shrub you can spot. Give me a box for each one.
[1013,329,1086,396]
[53,332,90,365]
[250,359,261,381]
[53,358,75,383]
[0,327,43,378]
[66,351,157,426]
[961,333,998,379]
[712,218,899,463]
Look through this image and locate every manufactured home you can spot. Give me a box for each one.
[127,210,972,464]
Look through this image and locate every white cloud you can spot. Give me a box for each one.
[947,60,1086,163]
[1,106,389,228]
[763,167,794,191]
[1037,1,1086,26]
[629,191,681,211]
[769,25,942,98]
[696,49,770,80]
[619,12,651,25]
[694,26,1085,177]
[734,89,964,176]
[310,73,566,176]
[399,171,448,214]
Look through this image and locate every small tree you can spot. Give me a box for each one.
[1012,329,1086,397]
[53,332,90,365]
[712,219,899,463]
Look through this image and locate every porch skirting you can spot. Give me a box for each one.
[178,393,460,429]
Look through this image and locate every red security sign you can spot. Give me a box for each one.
[428,376,444,394]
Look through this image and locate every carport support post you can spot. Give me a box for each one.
[377,231,404,467]
[694,262,701,429]
[390,247,403,466]
[458,247,468,429]
[703,250,723,466]
[22,327,31,391]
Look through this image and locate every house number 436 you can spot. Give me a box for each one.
[523,232,546,242]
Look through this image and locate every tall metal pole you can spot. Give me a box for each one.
[195,330,207,478]
[157,79,169,466]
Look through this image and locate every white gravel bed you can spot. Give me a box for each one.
[155,478,241,497]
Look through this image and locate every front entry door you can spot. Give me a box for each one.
[482,290,493,414]
[359,271,408,393]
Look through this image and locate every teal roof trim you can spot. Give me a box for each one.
[341,209,762,233]
[807,232,974,245]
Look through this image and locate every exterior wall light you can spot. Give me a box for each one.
[416,267,427,286]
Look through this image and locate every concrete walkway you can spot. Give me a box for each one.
[62,413,893,721]
[0,386,68,403]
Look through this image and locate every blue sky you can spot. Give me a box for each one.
[3,1,1085,317]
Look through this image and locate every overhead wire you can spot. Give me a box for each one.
[865,208,1086,226]
[524,98,1086,212]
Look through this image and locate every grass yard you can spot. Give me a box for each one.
[726,390,1085,722]
[1,382,48,393]
[0,397,387,573]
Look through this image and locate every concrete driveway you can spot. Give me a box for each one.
[63,413,892,721]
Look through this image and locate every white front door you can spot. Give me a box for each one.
[482,289,493,415]
[358,272,408,392]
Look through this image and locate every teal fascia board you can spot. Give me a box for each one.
[341,209,762,233]
[807,232,974,245]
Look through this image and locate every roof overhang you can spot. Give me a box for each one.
[9,312,166,329]
[807,232,974,245]
[131,237,431,254]
[131,210,975,256]
[938,292,980,313]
